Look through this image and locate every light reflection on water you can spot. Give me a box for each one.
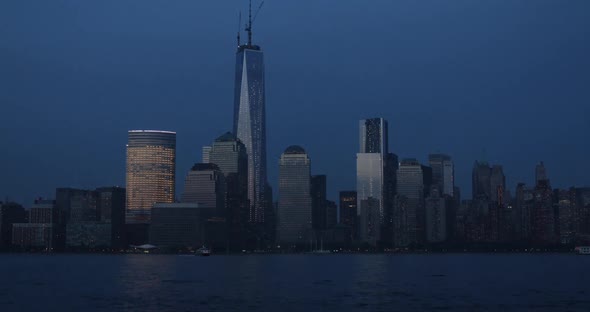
[1,254,589,311]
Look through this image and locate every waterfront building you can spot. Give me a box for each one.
[126,130,176,223]
[277,146,312,247]
[233,15,268,224]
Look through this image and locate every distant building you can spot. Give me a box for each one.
[472,161,492,200]
[149,203,217,249]
[277,146,312,247]
[0,202,27,248]
[311,175,328,231]
[556,188,576,245]
[339,191,358,239]
[429,154,454,196]
[126,130,176,224]
[208,132,249,251]
[356,118,388,246]
[395,159,424,246]
[12,224,53,250]
[326,200,337,229]
[532,180,556,245]
[425,188,446,243]
[96,187,126,249]
[490,165,506,203]
[182,163,226,216]
[202,146,212,163]
[535,161,548,185]
[66,223,111,248]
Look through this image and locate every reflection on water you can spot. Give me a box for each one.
[0,254,589,311]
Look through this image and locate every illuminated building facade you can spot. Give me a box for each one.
[126,130,176,223]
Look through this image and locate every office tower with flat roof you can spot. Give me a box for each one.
[277,146,312,247]
[429,154,454,196]
[182,163,226,216]
[396,158,424,246]
[202,146,212,163]
[126,130,176,223]
[357,118,388,246]
[233,10,268,224]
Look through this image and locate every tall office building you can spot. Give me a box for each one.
[395,159,424,246]
[126,130,176,223]
[429,154,454,196]
[535,161,548,184]
[357,118,388,245]
[182,163,226,215]
[277,146,312,246]
[208,132,249,250]
[233,10,267,224]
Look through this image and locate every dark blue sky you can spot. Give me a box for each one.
[1,0,589,205]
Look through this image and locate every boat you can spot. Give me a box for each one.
[575,246,590,255]
[197,246,211,256]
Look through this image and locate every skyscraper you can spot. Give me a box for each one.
[395,158,424,246]
[277,146,312,247]
[490,165,506,202]
[126,130,176,223]
[429,154,454,196]
[208,132,249,250]
[357,118,388,245]
[233,8,267,224]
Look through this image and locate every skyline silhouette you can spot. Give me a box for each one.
[1,1,589,204]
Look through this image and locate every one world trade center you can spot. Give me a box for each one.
[233,1,267,223]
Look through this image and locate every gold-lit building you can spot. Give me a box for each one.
[126,130,176,223]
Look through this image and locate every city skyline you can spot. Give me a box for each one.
[1,1,590,205]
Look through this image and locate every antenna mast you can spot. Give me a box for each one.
[244,0,264,47]
[247,0,252,46]
[237,11,242,47]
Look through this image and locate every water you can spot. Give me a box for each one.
[1,253,589,311]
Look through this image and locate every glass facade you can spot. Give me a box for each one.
[277,146,312,246]
[233,46,267,224]
[126,130,176,223]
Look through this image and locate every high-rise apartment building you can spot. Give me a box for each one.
[277,146,312,247]
[126,130,176,223]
